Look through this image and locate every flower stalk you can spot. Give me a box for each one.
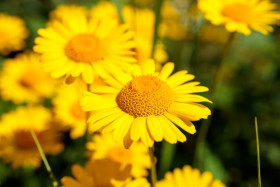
[149,146,157,187]
[30,128,59,187]
[255,117,262,187]
[193,32,235,168]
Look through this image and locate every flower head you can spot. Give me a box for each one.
[0,52,57,104]
[198,0,280,35]
[156,165,226,187]
[61,159,131,187]
[0,13,28,55]
[0,106,64,168]
[81,59,211,148]
[53,81,87,139]
[34,4,136,84]
[87,133,151,177]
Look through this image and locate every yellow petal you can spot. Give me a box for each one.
[158,62,174,81]
[147,115,163,142]
[164,112,196,134]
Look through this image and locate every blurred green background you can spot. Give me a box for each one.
[1,0,280,187]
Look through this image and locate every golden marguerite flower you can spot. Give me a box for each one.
[0,13,28,55]
[0,106,64,168]
[0,52,57,104]
[81,59,211,148]
[34,4,136,84]
[61,159,131,187]
[156,165,226,187]
[53,81,87,139]
[87,133,151,177]
[198,0,280,35]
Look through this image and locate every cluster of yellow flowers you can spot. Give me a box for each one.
[0,0,279,186]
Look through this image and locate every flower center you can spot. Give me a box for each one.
[71,102,86,119]
[19,71,39,89]
[107,146,133,164]
[15,130,41,149]
[221,3,253,23]
[64,34,106,63]
[116,75,174,117]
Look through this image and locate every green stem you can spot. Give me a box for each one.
[255,117,262,187]
[158,141,176,178]
[152,0,164,56]
[193,32,236,169]
[149,147,157,187]
[30,128,59,187]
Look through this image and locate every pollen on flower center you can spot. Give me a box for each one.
[64,33,106,63]
[19,72,38,89]
[221,3,252,23]
[15,130,39,149]
[116,75,174,117]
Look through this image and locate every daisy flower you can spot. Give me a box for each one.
[198,0,280,35]
[0,106,64,168]
[34,4,136,84]
[81,59,211,148]
[87,133,151,177]
[53,81,87,139]
[0,13,28,55]
[156,165,226,187]
[0,52,57,104]
[61,159,131,187]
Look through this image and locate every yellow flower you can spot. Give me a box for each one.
[87,133,151,177]
[53,81,87,139]
[34,4,136,84]
[0,13,28,55]
[61,159,131,187]
[0,106,64,168]
[0,52,57,104]
[156,165,226,187]
[159,0,188,40]
[81,59,211,148]
[199,24,230,43]
[198,0,280,35]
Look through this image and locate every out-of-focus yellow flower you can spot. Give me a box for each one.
[53,81,87,139]
[81,59,211,148]
[199,24,230,43]
[0,106,64,168]
[198,0,280,35]
[61,159,131,187]
[90,1,119,21]
[156,165,226,187]
[34,4,136,84]
[87,133,151,177]
[0,52,57,104]
[123,6,168,65]
[0,13,28,55]
[90,2,168,66]
[159,0,188,40]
